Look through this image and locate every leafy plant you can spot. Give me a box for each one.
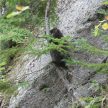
[0,1,108,106]
[0,0,58,97]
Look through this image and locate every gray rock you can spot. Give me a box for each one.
[8,0,108,108]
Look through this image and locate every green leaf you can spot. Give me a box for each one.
[6,11,21,18]
[93,25,100,36]
[0,67,5,71]
[102,1,108,5]
[0,61,7,67]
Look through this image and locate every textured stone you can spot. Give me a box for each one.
[8,0,108,108]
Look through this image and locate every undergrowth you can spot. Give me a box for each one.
[0,0,108,107]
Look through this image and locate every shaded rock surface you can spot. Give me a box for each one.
[8,0,108,108]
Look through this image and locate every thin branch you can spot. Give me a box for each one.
[45,0,51,35]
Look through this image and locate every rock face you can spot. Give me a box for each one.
[8,0,108,108]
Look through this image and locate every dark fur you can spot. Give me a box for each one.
[50,28,63,38]
[50,28,68,69]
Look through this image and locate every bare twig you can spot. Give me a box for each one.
[45,0,51,35]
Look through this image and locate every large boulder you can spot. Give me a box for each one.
[8,0,108,108]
